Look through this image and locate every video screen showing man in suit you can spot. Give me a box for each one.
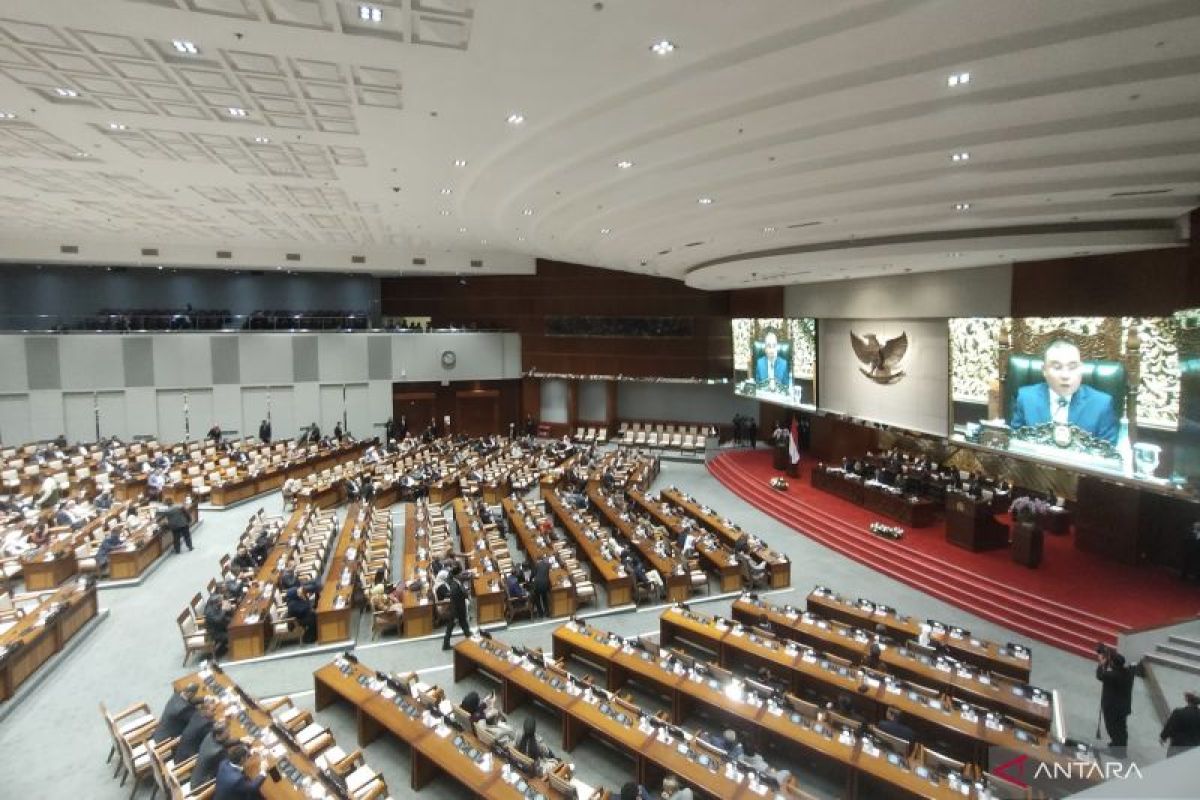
[755,330,792,390]
[732,318,817,410]
[1010,339,1119,444]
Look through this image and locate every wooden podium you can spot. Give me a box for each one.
[945,494,1009,552]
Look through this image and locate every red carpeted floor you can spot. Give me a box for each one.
[708,449,1200,658]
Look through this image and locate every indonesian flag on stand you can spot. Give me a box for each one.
[789,418,801,464]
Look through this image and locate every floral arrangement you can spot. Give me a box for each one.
[769,477,789,491]
[1009,496,1050,523]
[868,522,904,540]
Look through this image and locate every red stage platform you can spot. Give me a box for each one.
[708,449,1200,658]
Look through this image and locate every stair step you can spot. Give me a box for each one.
[1155,644,1200,663]
[708,455,1120,660]
[1144,652,1200,676]
[1166,634,1200,650]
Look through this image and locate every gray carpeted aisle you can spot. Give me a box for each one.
[0,460,1173,799]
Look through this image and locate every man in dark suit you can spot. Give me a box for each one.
[174,696,217,761]
[878,707,916,747]
[531,555,552,618]
[213,744,265,800]
[258,419,271,443]
[441,564,472,650]
[204,592,234,654]
[285,586,317,643]
[1160,691,1200,751]
[159,501,193,553]
[1096,647,1135,748]
[189,720,232,789]
[754,330,791,389]
[153,683,200,742]
[1010,339,1119,444]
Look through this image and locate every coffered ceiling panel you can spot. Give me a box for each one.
[0,0,1194,281]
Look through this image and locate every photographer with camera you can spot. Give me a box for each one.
[1096,643,1135,748]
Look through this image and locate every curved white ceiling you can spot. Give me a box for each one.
[0,0,1196,281]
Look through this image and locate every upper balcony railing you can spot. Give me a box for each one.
[0,313,510,334]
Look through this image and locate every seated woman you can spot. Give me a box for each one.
[475,706,516,745]
[516,717,558,768]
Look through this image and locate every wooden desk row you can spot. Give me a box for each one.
[453,499,510,626]
[314,655,598,799]
[227,508,331,661]
[658,487,791,588]
[586,487,692,603]
[0,578,98,701]
[541,488,634,608]
[399,500,442,638]
[315,502,385,644]
[552,622,973,800]
[501,497,578,618]
[628,489,743,593]
[805,588,1032,683]
[452,635,801,800]
[731,597,1051,730]
[659,607,1072,773]
[809,468,940,529]
[177,664,389,799]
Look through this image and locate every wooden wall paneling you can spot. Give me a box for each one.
[1011,247,1196,317]
[566,380,579,434]
[455,390,500,438]
[521,378,540,429]
[1075,477,1143,565]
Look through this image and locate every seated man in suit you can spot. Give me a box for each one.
[188,720,233,790]
[153,683,200,742]
[174,695,218,761]
[1009,339,1119,444]
[213,744,265,800]
[754,330,791,389]
[878,707,916,747]
[285,586,318,643]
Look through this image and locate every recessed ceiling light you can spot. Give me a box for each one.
[74,151,89,158]
[650,40,676,56]
[0,111,16,120]
[506,113,525,125]
[951,151,970,162]
[358,4,382,22]
[458,226,467,233]
[439,210,451,216]
[600,228,611,235]
[698,196,713,205]
[171,39,198,54]
[254,136,270,144]
[440,188,452,195]
[522,208,534,216]
[480,239,488,245]
[954,202,971,211]
[616,160,633,169]
[453,158,467,167]
[949,252,963,257]
[228,107,247,117]
[108,122,126,130]
[517,235,526,242]
[55,87,79,97]
[762,226,776,233]
[947,71,971,88]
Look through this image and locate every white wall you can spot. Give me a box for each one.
[818,319,949,435]
[0,331,522,444]
[785,265,1012,320]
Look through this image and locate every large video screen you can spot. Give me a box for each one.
[949,316,1192,489]
[732,318,817,409]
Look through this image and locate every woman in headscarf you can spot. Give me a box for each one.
[516,716,557,763]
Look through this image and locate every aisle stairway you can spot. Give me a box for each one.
[707,452,1125,659]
